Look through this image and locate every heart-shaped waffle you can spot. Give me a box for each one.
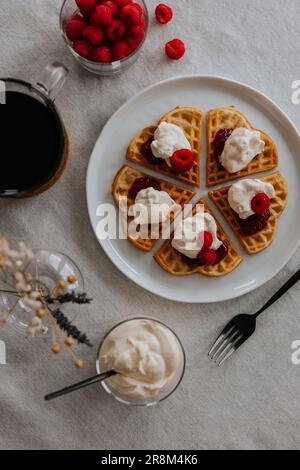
[154,197,243,277]
[111,165,196,252]
[126,107,202,187]
[208,172,288,254]
[206,106,278,187]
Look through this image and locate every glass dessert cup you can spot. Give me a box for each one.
[96,317,186,406]
[59,0,149,76]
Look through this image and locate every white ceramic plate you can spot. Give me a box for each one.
[86,75,300,303]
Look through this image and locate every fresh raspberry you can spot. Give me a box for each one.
[106,20,126,41]
[165,38,185,60]
[101,0,119,17]
[126,25,145,45]
[114,0,133,7]
[65,19,86,42]
[239,210,270,236]
[89,45,111,62]
[132,2,143,17]
[111,40,128,60]
[73,40,91,58]
[215,243,228,264]
[120,4,141,25]
[170,149,194,173]
[197,231,213,250]
[83,26,104,45]
[128,177,161,200]
[126,42,138,56]
[251,192,270,215]
[91,4,113,27]
[138,17,146,30]
[155,3,173,24]
[75,0,96,15]
[197,249,217,266]
[71,13,87,23]
[213,128,234,159]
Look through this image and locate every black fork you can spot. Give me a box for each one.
[208,268,300,365]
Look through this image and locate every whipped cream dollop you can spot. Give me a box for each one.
[128,187,176,225]
[172,212,222,259]
[151,122,191,166]
[228,178,275,219]
[99,319,184,403]
[220,128,265,173]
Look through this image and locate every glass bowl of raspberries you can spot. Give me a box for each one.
[60,0,149,75]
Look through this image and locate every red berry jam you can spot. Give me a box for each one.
[141,139,157,164]
[239,210,270,236]
[128,177,161,200]
[215,243,228,264]
[213,128,234,160]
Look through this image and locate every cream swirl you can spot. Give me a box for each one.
[99,319,184,402]
[171,212,222,259]
[151,122,191,166]
[128,187,176,225]
[228,178,275,219]
[220,128,265,173]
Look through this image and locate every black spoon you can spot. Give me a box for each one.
[44,370,116,401]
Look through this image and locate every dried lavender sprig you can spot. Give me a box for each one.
[47,292,92,305]
[51,308,93,347]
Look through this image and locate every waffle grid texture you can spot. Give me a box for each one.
[208,172,288,254]
[206,107,278,187]
[126,107,202,187]
[112,165,196,252]
[154,197,243,277]
[116,107,286,272]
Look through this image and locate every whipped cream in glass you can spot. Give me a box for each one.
[228,178,275,219]
[220,128,265,173]
[98,318,185,405]
[172,212,222,259]
[128,187,175,225]
[151,122,191,166]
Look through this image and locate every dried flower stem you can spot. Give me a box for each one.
[47,306,82,364]
[47,311,58,345]
[0,289,20,296]
[0,239,92,367]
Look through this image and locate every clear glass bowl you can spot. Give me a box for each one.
[0,250,84,332]
[59,0,149,76]
[96,317,186,406]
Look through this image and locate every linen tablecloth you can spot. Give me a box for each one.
[1,0,300,450]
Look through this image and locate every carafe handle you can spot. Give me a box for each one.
[36,62,68,101]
